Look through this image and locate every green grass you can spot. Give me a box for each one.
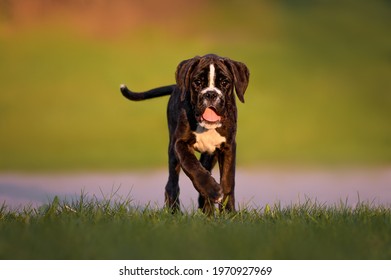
[0,1,391,171]
[1,195,390,259]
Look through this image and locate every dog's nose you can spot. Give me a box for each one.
[204,91,218,101]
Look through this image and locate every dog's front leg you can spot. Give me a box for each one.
[175,140,223,205]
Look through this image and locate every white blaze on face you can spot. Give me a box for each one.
[201,64,222,95]
[208,63,216,88]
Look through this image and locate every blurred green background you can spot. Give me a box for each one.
[0,0,390,171]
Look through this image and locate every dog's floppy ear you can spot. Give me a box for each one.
[225,59,250,103]
[175,56,200,101]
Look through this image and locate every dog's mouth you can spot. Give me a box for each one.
[201,107,221,123]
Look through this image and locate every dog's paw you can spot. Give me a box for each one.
[211,192,224,204]
[206,181,223,204]
[195,172,223,203]
[215,194,224,203]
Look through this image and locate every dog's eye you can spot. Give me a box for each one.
[220,79,230,87]
[193,79,202,87]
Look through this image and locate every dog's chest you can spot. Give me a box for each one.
[193,126,226,154]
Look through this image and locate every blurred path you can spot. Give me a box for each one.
[1,168,391,209]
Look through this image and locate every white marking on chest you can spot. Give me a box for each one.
[193,125,226,154]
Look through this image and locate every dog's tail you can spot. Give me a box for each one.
[120,84,175,101]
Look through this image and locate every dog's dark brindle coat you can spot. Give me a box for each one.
[120,54,249,213]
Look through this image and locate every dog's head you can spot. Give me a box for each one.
[176,54,249,129]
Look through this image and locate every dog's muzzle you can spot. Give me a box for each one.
[198,90,225,129]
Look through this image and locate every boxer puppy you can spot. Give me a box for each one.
[120,54,249,213]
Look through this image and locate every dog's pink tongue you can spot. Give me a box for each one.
[202,107,221,122]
